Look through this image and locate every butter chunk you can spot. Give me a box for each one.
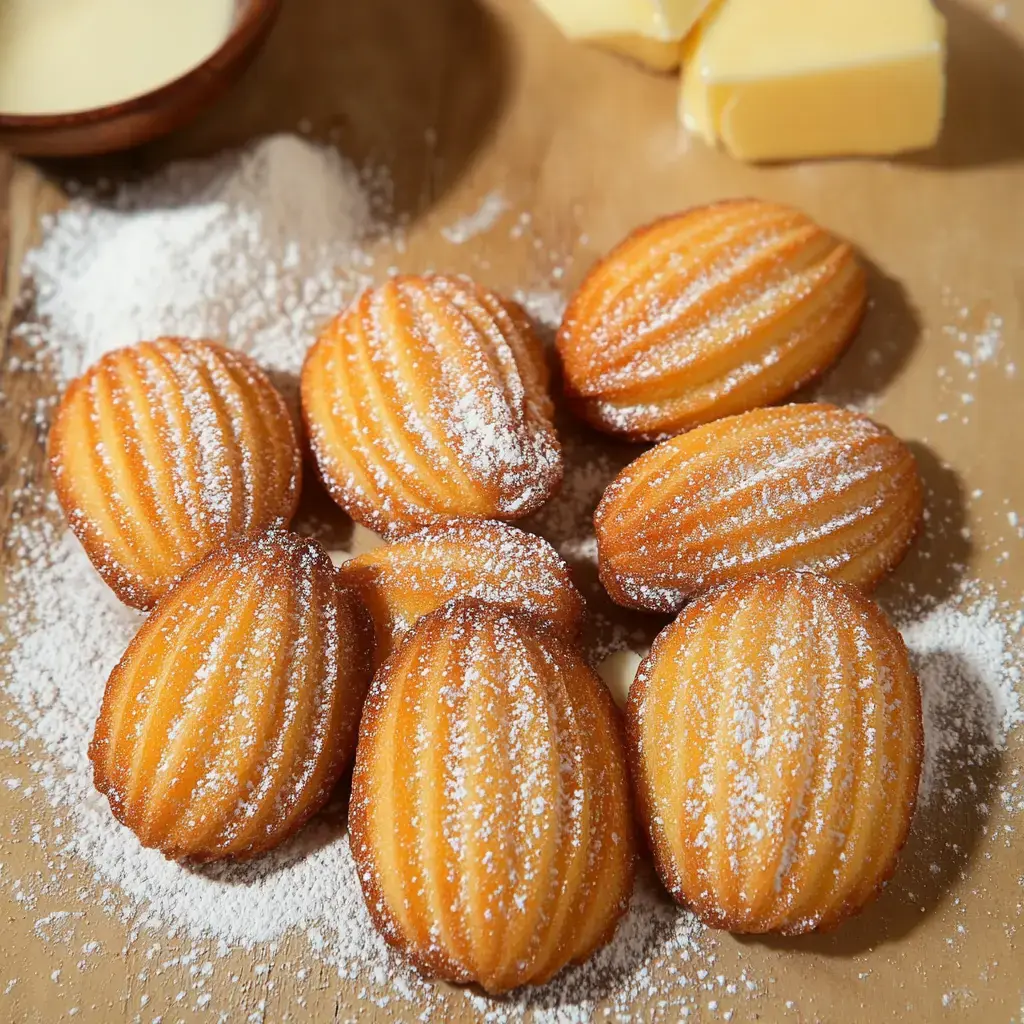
[533,0,711,39]
[679,22,714,140]
[597,650,645,710]
[327,524,384,567]
[680,0,947,160]
[595,34,683,72]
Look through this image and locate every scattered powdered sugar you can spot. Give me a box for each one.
[20,134,380,383]
[441,191,508,244]
[5,506,1020,1018]
[898,593,1024,805]
[2,135,723,1019]
[933,298,1015,429]
[862,290,1018,445]
[940,307,1007,376]
[511,288,567,331]
[1,517,419,979]
[2,506,717,1021]
[2,133,1023,1020]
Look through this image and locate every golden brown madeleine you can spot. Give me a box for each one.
[557,200,867,440]
[336,519,586,664]
[49,338,302,610]
[301,275,562,537]
[596,403,922,612]
[349,601,636,993]
[627,572,922,934]
[90,531,372,862]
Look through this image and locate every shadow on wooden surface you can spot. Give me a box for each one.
[36,0,513,224]
[877,441,973,613]
[747,440,981,956]
[747,657,1003,957]
[809,258,923,409]
[908,0,1024,169]
[293,464,362,552]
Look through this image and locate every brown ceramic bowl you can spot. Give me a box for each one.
[0,0,281,157]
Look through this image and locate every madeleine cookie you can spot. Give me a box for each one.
[301,275,562,537]
[596,403,922,612]
[557,200,866,440]
[349,602,636,993]
[90,531,372,862]
[49,338,301,610]
[336,519,585,663]
[627,571,922,934]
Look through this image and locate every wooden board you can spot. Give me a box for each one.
[2,0,1023,1019]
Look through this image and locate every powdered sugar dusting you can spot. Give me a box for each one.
[3,416,723,1020]
[630,572,923,934]
[898,592,1024,805]
[19,134,378,383]
[595,403,921,613]
[49,339,301,610]
[556,201,864,438]
[302,274,563,536]
[1,134,1023,1019]
[348,602,639,993]
[1,136,722,1019]
[512,288,567,331]
[441,191,509,244]
[337,519,585,661]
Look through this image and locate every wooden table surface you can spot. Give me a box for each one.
[2,0,1024,1020]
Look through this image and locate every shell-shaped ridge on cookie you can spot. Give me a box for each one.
[596,402,923,612]
[336,519,586,664]
[49,337,302,610]
[557,199,867,441]
[349,600,636,993]
[300,274,562,537]
[627,570,923,934]
[89,529,372,862]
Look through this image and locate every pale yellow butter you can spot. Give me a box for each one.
[533,0,710,70]
[595,34,683,72]
[679,22,714,140]
[534,0,711,39]
[679,0,947,160]
[597,650,645,710]
[327,525,384,567]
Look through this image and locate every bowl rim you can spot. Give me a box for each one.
[0,0,282,129]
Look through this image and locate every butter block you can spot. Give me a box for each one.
[327,524,384,566]
[533,0,712,43]
[679,23,713,140]
[595,34,683,72]
[680,0,947,160]
[597,649,645,710]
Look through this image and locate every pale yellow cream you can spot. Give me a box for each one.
[0,0,235,115]
[533,0,710,70]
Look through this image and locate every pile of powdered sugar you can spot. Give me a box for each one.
[2,133,1023,1020]
[899,592,1024,805]
[21,133,379,384]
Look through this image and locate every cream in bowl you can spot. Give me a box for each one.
[0,0,280,156]
[0,0,234,114]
